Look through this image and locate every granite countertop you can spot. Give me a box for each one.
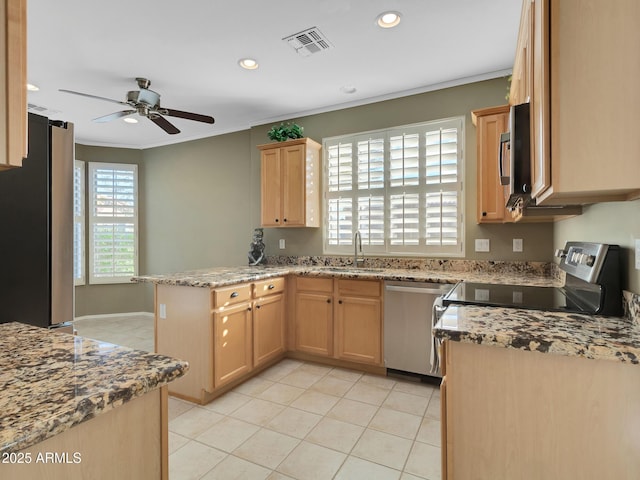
[0,322,189,454]
[132,264,560,288]
[433,305,640,365]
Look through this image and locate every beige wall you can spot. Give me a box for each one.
[74,144,148,317]
[250,78,554,261]
[554,199,640,293]
[142,130,253,275]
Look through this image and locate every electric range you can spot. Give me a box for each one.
[443,242,622,316]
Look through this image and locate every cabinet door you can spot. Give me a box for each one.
[295,291,333,356]
[476,109,510,223]
[335,296,382,365]
[253,293,285,367]
[509,0,532,106]
[530,0,551,199]
[1,0,28,169]
[261,147,282,227]
[281,143,306,226]
[214,302,253,388]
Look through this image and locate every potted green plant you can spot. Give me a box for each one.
[267,122,304,142]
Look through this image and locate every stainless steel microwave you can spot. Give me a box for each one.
[499,102,531,210]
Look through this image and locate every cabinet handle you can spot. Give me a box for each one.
[283,218,287,222]
[268,284,275,290]
[482,212,487,217]
[230,291,239,298]
[275,218,279,223]
[247,307,252,311]
[338,300,343,304]
[326,299,331,304]
[256,305,261,309]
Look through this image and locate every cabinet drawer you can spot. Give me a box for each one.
[213,283,252,308]
[296,276,333,293]
[337,279,381,297]
[254,277,285,297]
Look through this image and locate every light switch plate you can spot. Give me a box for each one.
[475,239,490,252]
[159,304,167,319]
[279,239,286,249]
[635,239,640,270]
[513,238,523,252]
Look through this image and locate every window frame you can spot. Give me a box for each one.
[87,162,139,284]
[322,117,465,257]
[73,159,86,286]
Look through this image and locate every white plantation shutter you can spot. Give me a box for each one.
[74,160,85,285]
[88,163,138,283]
[324,117,464,256]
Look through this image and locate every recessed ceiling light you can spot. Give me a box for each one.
[27,83,40,91]
[123,117,138,124]
[377,11,401,28]
[238,58,259,70]
[341,85,357,94]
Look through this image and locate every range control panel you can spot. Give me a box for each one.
[556,242,615,284]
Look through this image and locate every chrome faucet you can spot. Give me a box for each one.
[354,230,364,268]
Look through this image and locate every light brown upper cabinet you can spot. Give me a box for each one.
[258,138,321,227]
[509,0,532,107]
[512,0,640,205]
[472,105,511,224]
[1,0,28,169]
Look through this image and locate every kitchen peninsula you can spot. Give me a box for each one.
[134,261,558,404]
[0,322,188,480]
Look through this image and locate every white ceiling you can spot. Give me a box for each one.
[27,0,520,149]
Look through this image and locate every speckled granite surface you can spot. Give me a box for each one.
[434,305,640,364]
[132,263,559,288]
[624,290,640,326]
[0,322,189,454]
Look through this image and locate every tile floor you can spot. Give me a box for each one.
[74,315,442,480]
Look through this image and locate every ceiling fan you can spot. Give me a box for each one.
[59,77,215,135]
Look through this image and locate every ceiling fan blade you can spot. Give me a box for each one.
[93,110,136,123]
[59,89,129,106]
[163,108,215,124]
[149,114,180,134]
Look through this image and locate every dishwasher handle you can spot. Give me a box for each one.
[385,284,452,296]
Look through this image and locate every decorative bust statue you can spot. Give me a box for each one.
[248,228,266,266]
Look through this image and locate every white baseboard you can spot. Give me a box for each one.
[74,311,154,322]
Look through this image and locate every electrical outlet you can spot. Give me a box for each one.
[159,304,167,319]
[635,239,640,270]
[475,239,490,252]
[513,238,523,252]
[279,239,286,249]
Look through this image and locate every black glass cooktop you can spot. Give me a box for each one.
[442,282,596,314]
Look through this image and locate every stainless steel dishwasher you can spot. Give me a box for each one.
[384,281,453,378]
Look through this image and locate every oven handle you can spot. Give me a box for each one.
[385,285,452,295]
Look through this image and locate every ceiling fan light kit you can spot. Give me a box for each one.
[59,77,214,135]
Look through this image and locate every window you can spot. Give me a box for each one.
[323,117,464,256]
[88,162,138,284]
[74,160,85,285]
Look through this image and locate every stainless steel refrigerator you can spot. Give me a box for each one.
[0,113,75,330]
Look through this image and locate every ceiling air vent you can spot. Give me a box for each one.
[28,103,61,117]
[283,27,333,57]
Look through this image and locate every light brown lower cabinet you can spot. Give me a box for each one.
[213,301,252,388]
[155,277,286,404]
[442,340,640,479]
[295,277,334,357]
[294,276,383,367]
[253,292,285,367]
